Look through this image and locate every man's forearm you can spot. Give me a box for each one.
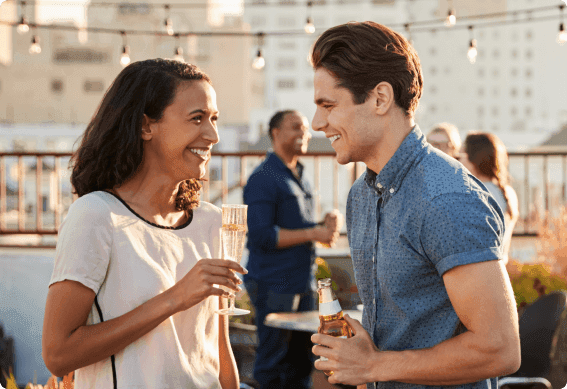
[367,330,519,386]
[276,227,315,248]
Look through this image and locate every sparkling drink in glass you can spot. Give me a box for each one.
[215,204,250,316]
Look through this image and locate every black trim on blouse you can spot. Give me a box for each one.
[104,191,193,230]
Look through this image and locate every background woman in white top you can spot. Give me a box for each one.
[42,59,246,389]
[460,132,519,265]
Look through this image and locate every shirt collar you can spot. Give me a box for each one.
[364,125,427,196]
[267,151,304,180]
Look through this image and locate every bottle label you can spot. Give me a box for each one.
[319,300,342,316]
[319,336,347,362]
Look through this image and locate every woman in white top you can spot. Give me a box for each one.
[42,59,246,389]
[460,132,519,265]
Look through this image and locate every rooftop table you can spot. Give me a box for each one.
[264,310,363,333]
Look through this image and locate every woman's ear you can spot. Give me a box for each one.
[141,114,154,141]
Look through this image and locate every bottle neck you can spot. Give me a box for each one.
[318,287,343,317]
[320,310,344,322]
[318,287,336,305]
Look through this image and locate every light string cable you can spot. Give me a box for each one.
[0,2,562,38]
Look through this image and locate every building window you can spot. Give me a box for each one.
[277,57,296,70]
[526,49,533,60]
[84,80,104,93]
[250,15,266,28]
[430,85,437,95]
[51,79,63,94]
[526,29,533,40]
[478,68,485,77]
[429,47,437,56]
[277,79,296,89]
[278,40,296,50]
[511,49,518,59]
[492,68,499,78]
[511,107,518,116]
[492,49,500,59]
[492,107,499,117]
[279,0,296,5]
[478,87,485,96]
[525,106,532,117]
[525,68,533,79]
[525,88,532,98]
[277,16,296,27]
[118,2,150,15]
[511,68,518,77]
[510,88,517,97]
[429,104,437,113]
[491,124,499,132]
[477,106,484,116]
[492,87,499,97]
[430,66,437,76]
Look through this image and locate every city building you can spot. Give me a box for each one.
[243,0,567,151]
[0,0,264,151]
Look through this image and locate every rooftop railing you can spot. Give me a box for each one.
[0,150,565,247]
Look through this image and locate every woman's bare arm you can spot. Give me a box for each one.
[42,258,245,377]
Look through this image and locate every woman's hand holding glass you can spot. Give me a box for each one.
[172,258,247,313]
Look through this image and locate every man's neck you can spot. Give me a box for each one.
[273,148,299,171]
[365,117,415,176]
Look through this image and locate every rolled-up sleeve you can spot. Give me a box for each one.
[420,192,504,276]
[244,174,279,252]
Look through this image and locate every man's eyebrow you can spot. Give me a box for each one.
[187,109,219,116]
[314,97,337,105]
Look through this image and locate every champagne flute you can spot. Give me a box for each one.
[215,204,250,316]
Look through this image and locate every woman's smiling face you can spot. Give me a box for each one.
[144,80,219,181]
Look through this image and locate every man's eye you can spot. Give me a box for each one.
[193,116,202,122]
[323,105,333,110]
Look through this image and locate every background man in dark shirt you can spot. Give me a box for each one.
[243,109,341,389]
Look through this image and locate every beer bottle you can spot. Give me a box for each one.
[317,278,353,376]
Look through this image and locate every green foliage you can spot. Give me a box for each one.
[508,261,567,307]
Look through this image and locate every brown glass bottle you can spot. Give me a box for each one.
[317,278,353,376]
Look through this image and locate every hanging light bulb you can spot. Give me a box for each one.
[164,5,174,36]
[252,49,265,70]
[29,35,41,54]
[445,8,456,27]
[174,46,184,62]
[467,39,477,64]
[78,27,88,45]
[120,45,131,67]
[304,17,315,34]
[165,18,174,36]
[558,23,567,45]
[17,16,30,34]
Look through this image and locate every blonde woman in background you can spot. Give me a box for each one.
[460,132,519,264]
[427,122,462,159]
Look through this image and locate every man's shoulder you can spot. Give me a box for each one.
[407,150,483,202]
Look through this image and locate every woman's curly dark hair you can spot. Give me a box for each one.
[70,59,211,211]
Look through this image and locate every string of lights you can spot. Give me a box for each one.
[5,0,436,9]
[0,2,564,68]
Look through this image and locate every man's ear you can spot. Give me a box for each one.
[370,81,395,115]
[141,114,155,141]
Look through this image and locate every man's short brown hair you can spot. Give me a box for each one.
[310,21,423,117]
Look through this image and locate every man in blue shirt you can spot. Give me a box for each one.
[243,110,341,389]
[309,22,521,389]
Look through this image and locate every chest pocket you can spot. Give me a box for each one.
[279,181,313,224]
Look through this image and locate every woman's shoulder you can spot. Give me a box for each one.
[193,201,221,221]
[69,191,114,215]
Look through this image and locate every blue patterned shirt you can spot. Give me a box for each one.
[346,126,505,389]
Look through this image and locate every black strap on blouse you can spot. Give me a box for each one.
[94,296,117,389]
